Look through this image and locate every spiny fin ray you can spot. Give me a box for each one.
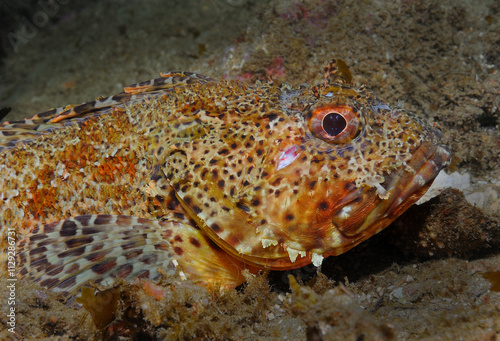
[17,215,179,298]
[17,214,253,299]
[0,72,215,149]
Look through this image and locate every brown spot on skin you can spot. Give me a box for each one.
[319,201,329,210]
[218,180,225,188]
[60,220,77,236]
[115,264,133,278]
[91,243,104,251]
[173,212,185,220]
[211,223,222,232]
[65,236,94,248]
[92,259,117,275]
[94,215,112,225]
[82,227,100,235]
[140,254,157,264]
[65,263,80,274]
[228,234,242,246]
[57,276,77,289]
[29,234,48,241]
[86,251,107,262]
[190,237,201,248]
[310,180,317,189]
[137,217,151,224]
[237,201,250,212]
[75,215,91,225]
[154,242,170,251]
[40,278,60,289]
[174,235,183,242]
[345,182,356,191]
[174,247,184,255]
[124,249,143,260]
[121,241,136,249]
[116,215,131,226]
[46,266,63,276]
[286,214,294,221]
[271,177,283,186]
[43,223,57,233]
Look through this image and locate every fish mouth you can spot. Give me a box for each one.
[330,127,451,252]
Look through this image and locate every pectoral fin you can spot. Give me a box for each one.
[17,214,252,300]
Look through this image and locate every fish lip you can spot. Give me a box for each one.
[382,141,452,218]
[374,123,452,221]
[332,128,451,241]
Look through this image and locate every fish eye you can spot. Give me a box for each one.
[309,105,361,144]
[322,112,347,136]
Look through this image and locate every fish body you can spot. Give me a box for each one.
[0,60,450,297]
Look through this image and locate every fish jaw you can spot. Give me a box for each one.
[327,136,451,256]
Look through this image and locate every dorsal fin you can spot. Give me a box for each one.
[0,72,215,149]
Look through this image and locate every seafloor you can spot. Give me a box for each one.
[0,0,499,340]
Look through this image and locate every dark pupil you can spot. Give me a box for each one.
[323,112,347,136]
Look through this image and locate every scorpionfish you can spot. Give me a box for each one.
[0,60,451,298]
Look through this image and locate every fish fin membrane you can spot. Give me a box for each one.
[17,215,181,299]
[17,214,250,300]
[0,72,215,149]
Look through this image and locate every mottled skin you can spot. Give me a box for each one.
[0,60,450,298]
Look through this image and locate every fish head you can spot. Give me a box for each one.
[248,82,452,267]
[153,66,451,269]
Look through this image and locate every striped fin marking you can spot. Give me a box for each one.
[17,215,180,298]
[17,214,252,299]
